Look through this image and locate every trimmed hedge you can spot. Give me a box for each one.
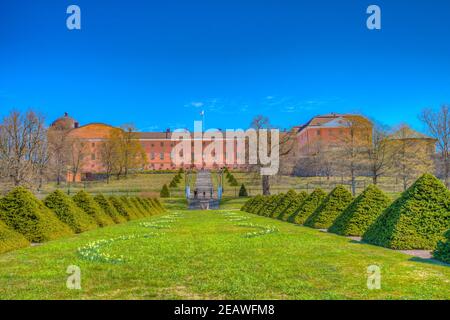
[94,194,127,224]
[363,174,450,250]
[108,195,137,220]
[245,195,264,213]
[160,184,170,197]
[434,230,450,264]
[129,197,149,217]
[239,184,248,197]
[147,198,163,214]
[290,189,327,225]
[329,185,391,236]
[267,194,286,218]
[0,187,73,242]
[0,220,30,254]
[44,190,98,233]
[282,191,308,222]
[305,186,353,229]
[119,196,143,218]
[250,195,268,215]
[274,190,297,220]
[259,195,277,216]
[241,197,255,212]
[73,191,115,227]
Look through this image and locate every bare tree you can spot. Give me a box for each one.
[47,124,71,185]
[420,105,450,188]
[336,115,372,195]
[0,110,48,188]
[366,123,391,185]
[388,124,435,191]
[249,115,296,195]
[68,137,88,183]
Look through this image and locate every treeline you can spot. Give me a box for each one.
[291,106,450,193]
[0,110,147,191]
[241,173,450,264]
[0,187,164,255]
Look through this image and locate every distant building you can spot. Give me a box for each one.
[50,112,435,181]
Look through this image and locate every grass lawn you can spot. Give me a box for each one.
[0,203,448,299]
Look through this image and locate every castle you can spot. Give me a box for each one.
[50,113,435,182]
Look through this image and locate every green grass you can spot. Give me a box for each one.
[0,205,448,299]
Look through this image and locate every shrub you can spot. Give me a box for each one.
[290,189,327,225]
[136,197,153,215]
[238,184,248,197]
[434,230,450,264]
[281,191,308,222]
[160,184,170,198]
[150,197,165,212]
[267,194,286,218]
[73,191,115,227]
[0,187,73,242]
[0,220,30,254]
[241,197,255,212]
[363,174,450,250]
[169,180,178,188]
[119,196,145,218]
[255,196,274,215]
[94,194,127,224]
[245,195,264,213]
[130,197,149,217]
[108,196,137,220]
[273,190,297,220]
[44,190,98,233]
[329,185,391,236]
[305,186,353,229]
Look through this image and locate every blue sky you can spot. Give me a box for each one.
[1,0,449,132]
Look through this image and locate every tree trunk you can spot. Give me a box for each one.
[372,174,378,185]
[262,175,270,195]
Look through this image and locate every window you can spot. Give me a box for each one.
[91,153,96,160]
[317,130,321,136]
[160,152,164,160]
[150,152,155,160]
[91,142,95,148]
[160,142,164,147]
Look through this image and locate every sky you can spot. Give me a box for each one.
[1,0,450,132]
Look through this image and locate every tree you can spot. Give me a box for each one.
[388,124,435,191]
[238,184,248,197]
[0,110,48,188]
[47,123,71,185]
[249,115,296,195]
[420,105,450,188]
[99,128,123,183]
[366,123,391,185]
[67,136,88,183]
[335,115,372,195]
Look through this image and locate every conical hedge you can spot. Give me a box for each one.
[254,196,271,215]
[272,190,296,219]
[160,184,170,198]
[94,194,127,224]
[277,191,308,221]
[73,191,115,227]
[44,190,98,233]
[266,194,285,218]
[241,197,255,212]
[434,230,450,264]
[119,196,144,218]
[0,187,73,242]
[136,197,153,215]
[246,195,264,213]
[363,174,450,250]
[282,191,308,222]
[150,198,165,213]
[329,185,391,236]
[129,197,148,217]
[259,195,277,216]
[109,196,137,220]
[0,220,30,254]
[290,189,327,225]
[305,186,353,229]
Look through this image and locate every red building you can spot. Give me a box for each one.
[51,112,373,181]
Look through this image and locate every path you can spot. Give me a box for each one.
[188,170,219,209]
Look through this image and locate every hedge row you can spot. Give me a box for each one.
[0,187,165,255]
[240,174,450,260]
